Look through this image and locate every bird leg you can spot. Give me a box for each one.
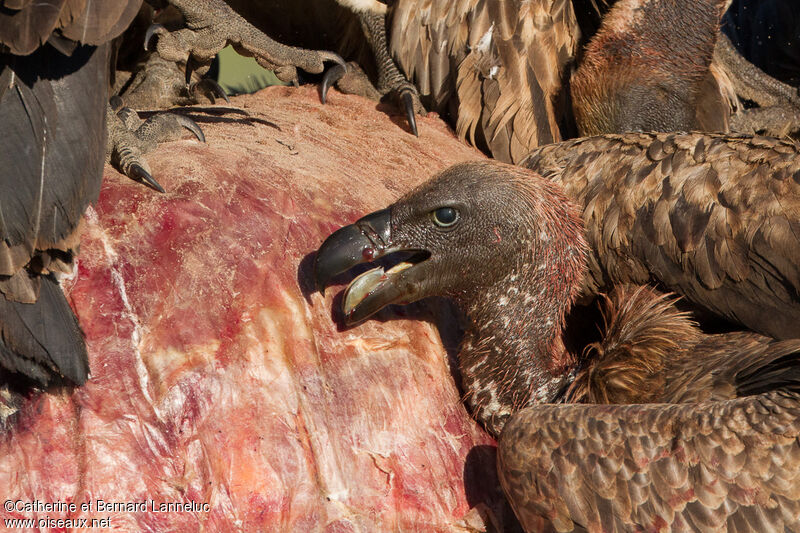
[716,34,800,136]
[119,53,229,110]
[106,99,205,193]
[730,105,800,138]
[322,61,383,104]
[144,0,344,86]
[323,9,424,136]
[716,34,800,107]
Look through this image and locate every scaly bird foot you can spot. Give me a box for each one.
[386,80,423,137]
[716,34,800,137]
[358,9,425,136]
[321,61,381,104]
[143,0,344,87]
[106,99,205,193]
[730,106,800,138]
[119,53,229,110]
[322,61,423,137]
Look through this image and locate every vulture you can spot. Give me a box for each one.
[313,160,800,531]
[0,0,136,385]
[0,0,201,383]
[142,0,799,149]
[390,0,800,162]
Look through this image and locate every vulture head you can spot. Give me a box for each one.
[315,161,587,435]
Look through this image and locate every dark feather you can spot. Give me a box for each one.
[0,0,67,55]
[0,42,103,383]
[0,42,106,276]
[0,0,141,55]
[60,0,143,46]
[735,350,800,397]
[0,274,88,384]
[0,0,138,384]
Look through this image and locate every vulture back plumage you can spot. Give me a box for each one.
[522,132,800,340]
[391,0,584,163]
[499,385,800,531]
[0,0,141,384]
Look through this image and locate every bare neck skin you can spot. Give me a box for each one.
[457,254,580,437]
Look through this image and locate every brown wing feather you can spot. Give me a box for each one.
[522,132,800,340]
[664,332,800,403]
[391,0,581,163]
[566,286,702,405]
[566,285,800,405]
[0,0,67,55]
[0,0,140,54]
[498,390,800,532]
[391,0,475,110]
[510,284,800,529]
[60,0,143,46]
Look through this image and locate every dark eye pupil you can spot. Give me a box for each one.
[434,207,458,226]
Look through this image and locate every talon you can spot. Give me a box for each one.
[174,115,206,143]
[321,63,347,104]
[401,90,418,137]
[115,105,139,127]
[185,55,199,87]
[129,164,166,194]
[190,78,230,104]
[109,95,124,113]
[323,52,347,70]
[144,23,165,52]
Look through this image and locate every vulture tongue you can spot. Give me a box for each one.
[342,261,416,319]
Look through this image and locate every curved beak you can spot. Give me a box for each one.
[313,208,393,294]
[313,208,430,325]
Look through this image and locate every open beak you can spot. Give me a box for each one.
[314,208,430,325]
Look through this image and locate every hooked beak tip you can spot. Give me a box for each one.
[312,208,393,295]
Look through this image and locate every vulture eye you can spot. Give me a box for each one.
[432,207,459,228]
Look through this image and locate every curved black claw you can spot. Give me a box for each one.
[109,94,125,113]
[129,164,166,194]
[144,23,165,52]
[323,52,347,72]
[321,63,347,104]
[174,115,206,143]
[190,78,230,105]
[400,90,419,137]
[184,55,201,87]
